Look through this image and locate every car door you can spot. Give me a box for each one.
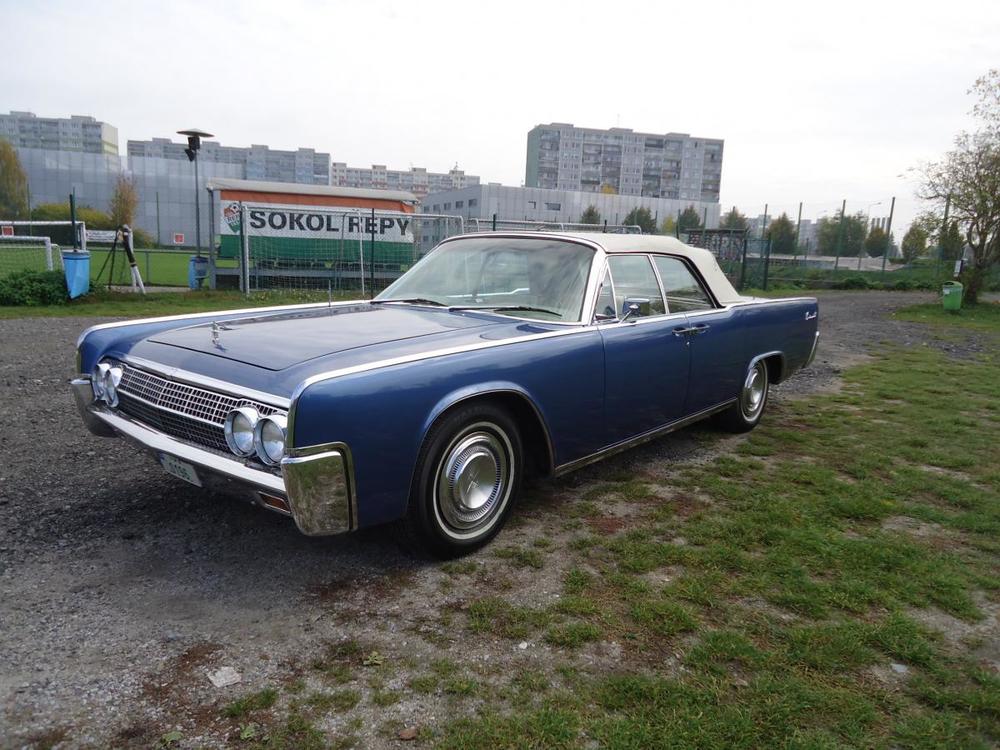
[598,254,691,445]
[651,255,744,414]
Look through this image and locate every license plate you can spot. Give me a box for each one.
[159,453,202,487]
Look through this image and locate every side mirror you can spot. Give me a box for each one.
[621,297,650,322]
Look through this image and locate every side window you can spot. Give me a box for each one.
[607,255,666,317]
[594,268,616,320]
[653,256,713,312]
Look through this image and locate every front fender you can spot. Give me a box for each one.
[422,380,553,444]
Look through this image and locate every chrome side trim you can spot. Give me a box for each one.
[281,442,356,535]
[805,330,820,368]
[748,350,786,383]
[285,325,595,450]
[86,406,286,494]
[553,399,736,476]
[71,376,117,437]
[121,355,291,409]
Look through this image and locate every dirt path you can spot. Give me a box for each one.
[0,291,950,748]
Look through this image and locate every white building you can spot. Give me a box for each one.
[418,183,720,248]
[525,123,723,203]
[0,111,121,211]
[331,163,479,200]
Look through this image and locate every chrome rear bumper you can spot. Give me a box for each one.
[71,376,354,535]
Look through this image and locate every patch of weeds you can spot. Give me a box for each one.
[372,689,401,706]
[495,545,545,569]
[629,599,698,638]
[437,707,580,750]
[545,621,602,648]
[443,676,478,697]
[513,669,550,694]
[555,594,599,616]
[467,596,551,639]
[247,712,325,750]
[441,560,478,576]
[564,568,593,594]
[222,688,278,719]
[532,536,555,549]
[305,689,360,713]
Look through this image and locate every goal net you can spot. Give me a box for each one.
[0,235,62,278]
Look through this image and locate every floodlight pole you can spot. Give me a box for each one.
[178,128,215,258]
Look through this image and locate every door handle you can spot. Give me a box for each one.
[805,311,817,320]
[673,324,710,337]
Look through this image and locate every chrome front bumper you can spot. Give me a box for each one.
[71,376,354,535]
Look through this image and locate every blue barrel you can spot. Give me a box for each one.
[62,251,90,299]
[188,255,209,289]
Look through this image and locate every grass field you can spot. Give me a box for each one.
[87,248,238,288]
[115,308,993,747]
[0,288,358,319]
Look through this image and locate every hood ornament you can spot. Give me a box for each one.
[211,321,232,348]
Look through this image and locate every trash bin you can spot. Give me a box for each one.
[942,281,963,312]
[188,255,209,289]
[62,250,90,299]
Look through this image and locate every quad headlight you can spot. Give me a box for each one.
[224,406,260,456]
[91,361,123,406]
[253,414,287,466]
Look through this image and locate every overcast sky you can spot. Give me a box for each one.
[2,0,997,233]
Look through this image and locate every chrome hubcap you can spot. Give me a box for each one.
[436,426,511,533]
[741,363,767,420]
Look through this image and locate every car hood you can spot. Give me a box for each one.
[143,303,498,371]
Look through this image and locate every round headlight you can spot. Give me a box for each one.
[92,362,110,400]
[103,366,123,407]
[224,406,259,456]
[253,414,287,466]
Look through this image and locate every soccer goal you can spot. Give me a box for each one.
[0,235,62,278]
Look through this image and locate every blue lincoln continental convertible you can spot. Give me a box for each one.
[73,232,819,556]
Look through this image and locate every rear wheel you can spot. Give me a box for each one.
[405,403,522,558]
[715,359,769,433]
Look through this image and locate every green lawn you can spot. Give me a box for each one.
[0,288,360,319]
[87,248,239,287]
[895,301,1000,330]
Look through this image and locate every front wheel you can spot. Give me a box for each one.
[714,359,769,433]
[404,403,523,558]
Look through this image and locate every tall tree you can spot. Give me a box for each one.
[719,206,748,231]
[817,211,868,257]
[917,70,1000,303]
[579,205,601,225]
[0,139,29,220]
[623,206,658,234]
[766,213,796,254]
[901,225,928,263]
[660,215,677,236]
[864,226,890,258]
[109,175,138,229]
[678,205,702,233]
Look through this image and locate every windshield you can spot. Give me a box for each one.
[375,237,595,321]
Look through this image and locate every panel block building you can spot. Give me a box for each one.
[330,163,479,200]
[525,123,723,204]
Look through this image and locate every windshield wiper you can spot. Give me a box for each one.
[451,305,563,318]
[371,298,446,307]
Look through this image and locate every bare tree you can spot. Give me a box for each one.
[109,174,138,229]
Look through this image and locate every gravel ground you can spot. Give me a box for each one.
[1,290,981,749]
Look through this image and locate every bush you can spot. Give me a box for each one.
[837,275,870,290]
[0,270,68,306]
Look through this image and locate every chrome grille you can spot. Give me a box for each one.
[114,362,280,454]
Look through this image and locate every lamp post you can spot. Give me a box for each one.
[177,128,214,256]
